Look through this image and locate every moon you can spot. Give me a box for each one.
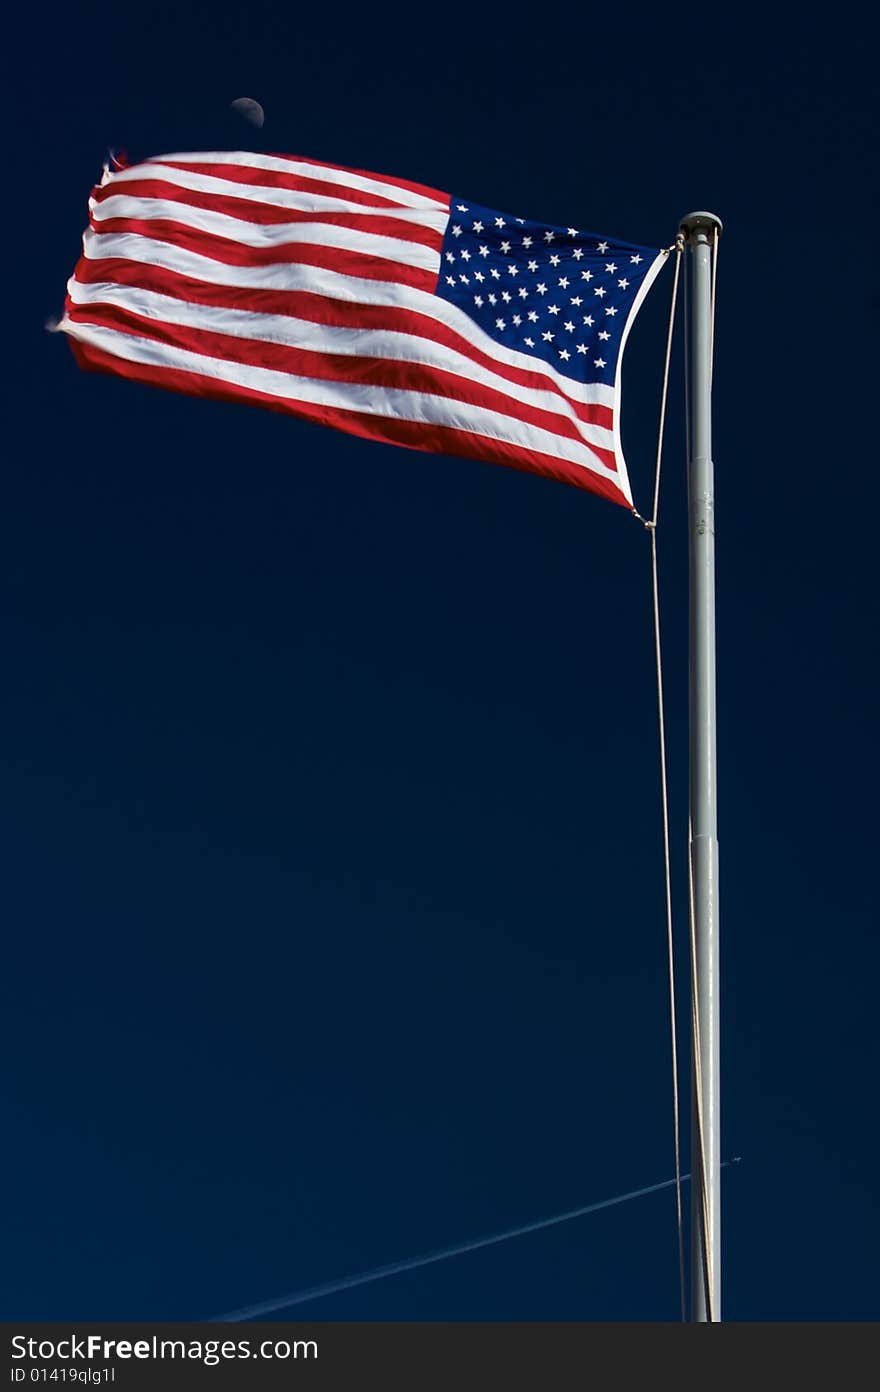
[230,97,265,129]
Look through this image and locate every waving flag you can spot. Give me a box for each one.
[57,151,667,508]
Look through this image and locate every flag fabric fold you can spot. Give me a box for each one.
[58,150,667,508]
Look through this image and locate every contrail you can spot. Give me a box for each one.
[212,1160,740,1321]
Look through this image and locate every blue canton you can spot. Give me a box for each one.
[436,197,660,386]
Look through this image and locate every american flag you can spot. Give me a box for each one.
[58,151,667,509]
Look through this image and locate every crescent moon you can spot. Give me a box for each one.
[230,97,265,129]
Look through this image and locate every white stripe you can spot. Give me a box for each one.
[98,174,449,230]
[67,278,616,453]
[144,151,448,211]
[91,195,441,273]
[609,248,668,511]
[79,231,616,411]
[58,318,619,485]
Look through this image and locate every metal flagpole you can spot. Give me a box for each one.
[680,211,723,1322]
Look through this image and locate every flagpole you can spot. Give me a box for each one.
[680,211,722,1322]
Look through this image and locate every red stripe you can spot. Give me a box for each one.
[68,336,629,508]
[151,158,448,210]
[92,179,445,249]
[65,299,617,471]
[71,258,614,433]
[85,220,437,292]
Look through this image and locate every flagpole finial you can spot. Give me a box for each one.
[679,212,723,239]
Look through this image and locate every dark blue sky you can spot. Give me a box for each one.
[3,8,877,1321]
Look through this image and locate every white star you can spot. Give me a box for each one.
[474,271,485,282]
[488,293,497,305]
[528,260,539,272]
[564,320,575,332]
[594,356,606,367]
[572,248,583,260]
[472,220,484,233]
[605,305,618,316]
[596,241,609,252]
[549,253,560,266]
[536,282,548,295]
[594,285,606,297]
[605,262,617,273]
[522,235,533,248]
[495,216,506,228]
[576,343,588,354]
[460,249,471,261]
[544,230,555,242]
[490,267,501,279]
[524,336,535,347]
[512,314,522,325]
[598,330,610,341]
[581,270,593,281]
[502,291,512,302]
[542,330,554,341]
[527,310,539,322]
[617,277,629,289]
[459,274,469,284]
[445,276,455,286]
[456,204,469,211]
[474,295,484,306]
[445,252,455,263]
[630,254,643,264]
[567,227,578,236]
[570,296,582,306]
[479,245,490,258]
[559,348,571,360]
[583,315,594,326]
[496,318,506,329]
[515,218,525,224]
[500,240,511,253]
[518,287,528,299]
[452,225,462,237]
[507,264,518,276]
[558,276,569,288]
[548,304,560,315]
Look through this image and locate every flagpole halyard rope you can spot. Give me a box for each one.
[651,236,684,528]
[687,817,715,1321]
[634,236,686,1320]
